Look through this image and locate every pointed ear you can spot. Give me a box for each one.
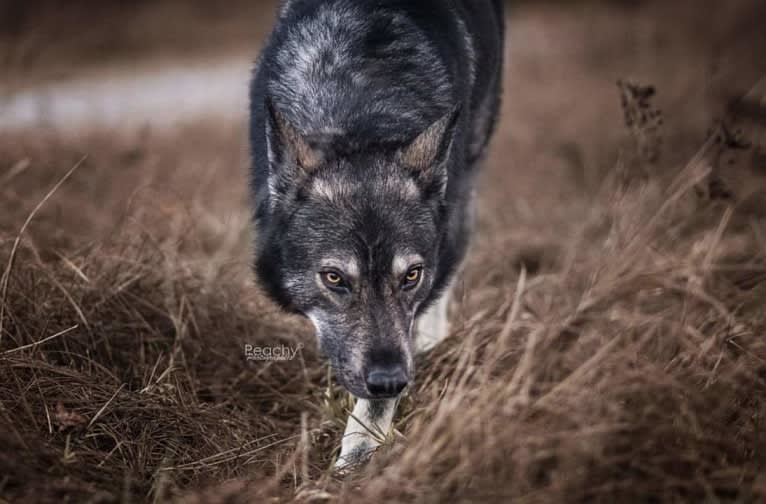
[398,107,460,171]
[265,99,324,172]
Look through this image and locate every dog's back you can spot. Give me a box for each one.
[250,0,504,218]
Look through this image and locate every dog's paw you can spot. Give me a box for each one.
[334,440,377,474]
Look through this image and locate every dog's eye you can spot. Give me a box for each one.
[321,271,348,291]
[402,266,422,289]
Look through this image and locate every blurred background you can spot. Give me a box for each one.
[2,1,766,502]
[2,0,764,133]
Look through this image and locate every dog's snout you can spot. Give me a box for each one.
[365,365,408,397]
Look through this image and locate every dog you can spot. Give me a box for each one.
[249,0,504,469]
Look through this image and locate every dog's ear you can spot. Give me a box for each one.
[265,99,324,173]
[398,107,460,181]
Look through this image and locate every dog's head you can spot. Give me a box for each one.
[256,102,458,398]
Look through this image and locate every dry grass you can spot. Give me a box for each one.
[2,1,766,502]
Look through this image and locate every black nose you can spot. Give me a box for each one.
[365,365,409,397]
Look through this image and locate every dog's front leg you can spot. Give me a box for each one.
[415,281,453,353]
[336,397,398,471]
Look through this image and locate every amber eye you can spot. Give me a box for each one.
[324,272,342,285]
[321,270,348,292]
[402,266,422,289]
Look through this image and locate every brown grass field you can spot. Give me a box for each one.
[2,0,766,502]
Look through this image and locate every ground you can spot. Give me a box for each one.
[1,0,766,502]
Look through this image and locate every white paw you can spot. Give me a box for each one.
[335,438,377,473]
[335,397,397,473]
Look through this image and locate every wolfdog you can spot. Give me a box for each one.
[250,0,504,469]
